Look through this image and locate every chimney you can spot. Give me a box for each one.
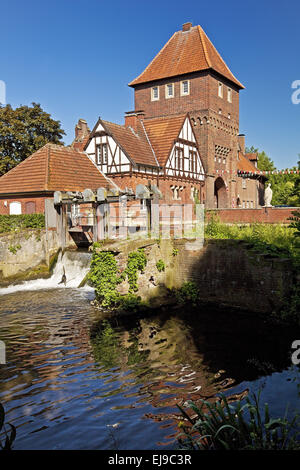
[75,119,90,141]
[124,110,145,130]
[182,22,192,32]
[238,134,245,154]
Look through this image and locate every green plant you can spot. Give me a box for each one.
[0,403,16,450]
[89,250,120,308]
[289,210,300,237]
[156,259,165,272]
[172,248,179,257]
[174,281,199,306]
[0,214,45,234]
[88,246,147,309]
[125,249,147,293]
[8,243,21,255]
[177,392,300,450]
[272,283,300,326]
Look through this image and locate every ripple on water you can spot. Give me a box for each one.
[0,288,299,449]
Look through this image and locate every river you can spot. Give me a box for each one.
[0,269,299,449]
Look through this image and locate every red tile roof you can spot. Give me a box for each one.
[143,114,187,166]
[129,25,244,89]
[245,152,258,161]
[0,144,114,194]
[237,152,258,173]
[99,119,159,167]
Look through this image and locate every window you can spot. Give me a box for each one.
[242,178,247,189]
[218,108,222,115]
[97,143,108,166]
[228,113,231,120]
[9,201,21,215]
[227,87,232,102]
[218,82,223,98]
[181,80,189,96]
[151,86,159,101]
[165,83,174,99]
[189,150,198,173]
[175,147,184,170]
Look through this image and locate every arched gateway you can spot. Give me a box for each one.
[214,177,227,208]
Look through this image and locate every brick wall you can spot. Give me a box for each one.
[0,195,48,215]
[110,173,204,204]
[206,207,298,224]
[134,71,241,210]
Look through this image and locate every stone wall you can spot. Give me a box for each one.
[98,238,295,314]
[0,229,60,285]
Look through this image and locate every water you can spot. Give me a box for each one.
[0,254,299,449]
[0,250,92,295]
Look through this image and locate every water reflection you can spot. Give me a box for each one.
[0,289,299,449]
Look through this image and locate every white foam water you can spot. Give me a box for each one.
[0,250,93,295]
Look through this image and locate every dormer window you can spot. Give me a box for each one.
[218,82,223,98]
[151,86,159,101]
[227,87,232,102]
[181,80,190,96]
[97,143,108,166]
[166,83,174,99]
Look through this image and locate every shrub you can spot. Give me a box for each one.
[88,246,147,309]
[125,249,147,293]
[174,281,199,306]
[0,214,45,233]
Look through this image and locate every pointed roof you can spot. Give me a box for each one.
[143,114,187,166]
[129,24,244,89]
[0,144,114,194]
[88,118,159,167]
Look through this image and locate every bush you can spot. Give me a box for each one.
[174,281,199,306]
[177,392,300,450]
[0,214,45,233]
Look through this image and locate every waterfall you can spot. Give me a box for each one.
[0,250,92,295]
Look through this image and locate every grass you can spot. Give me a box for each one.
[177,392,300,450]
[205,213,299,261]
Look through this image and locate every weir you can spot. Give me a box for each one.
[0,250,92,295]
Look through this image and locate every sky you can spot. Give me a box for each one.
[1,0,299,169]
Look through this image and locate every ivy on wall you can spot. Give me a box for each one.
[88,245,148,310]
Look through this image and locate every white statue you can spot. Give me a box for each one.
[264,183,273,207]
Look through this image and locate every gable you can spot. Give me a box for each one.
[165,117,205,181]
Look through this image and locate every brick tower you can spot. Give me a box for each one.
[129,22,244,208]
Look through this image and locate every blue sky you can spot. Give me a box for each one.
[1,0,299,168]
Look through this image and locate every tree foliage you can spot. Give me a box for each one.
[245,147,300,206]
[0,102,65,176]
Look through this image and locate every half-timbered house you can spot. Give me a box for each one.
[84,112,205,204]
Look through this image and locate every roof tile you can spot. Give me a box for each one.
[129,25,244,89]
[0,144,114,194]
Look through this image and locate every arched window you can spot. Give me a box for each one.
[9,201,22,215]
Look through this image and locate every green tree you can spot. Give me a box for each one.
[246,147,299,206]
[245,146,276,171]
[0,102,65,176]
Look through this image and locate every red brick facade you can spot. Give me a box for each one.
[130,24,260,210]
[0,195,49,215]
[206,207,297,224]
